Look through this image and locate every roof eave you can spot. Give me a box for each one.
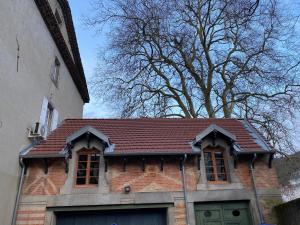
[20,153,65,159]
[104,152,201,157]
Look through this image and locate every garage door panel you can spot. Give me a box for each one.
[198,209,222,219]
[206,222,223,225]
[195,202,252,225]
[223,208,249,220]
[56,209,166,225]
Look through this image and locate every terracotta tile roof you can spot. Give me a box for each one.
[25,118,273,157]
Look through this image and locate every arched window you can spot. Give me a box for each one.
[75,149,100,186]
[204,147,228,183]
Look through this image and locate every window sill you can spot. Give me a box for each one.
[74,185,98,189]
[70,186,99,194]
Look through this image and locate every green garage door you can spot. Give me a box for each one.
[56,208,167,225]
[195,201,253,225]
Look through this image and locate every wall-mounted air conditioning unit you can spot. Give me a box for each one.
[28,122,45,140]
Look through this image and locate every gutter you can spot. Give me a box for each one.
[20,153,65,159]
[181,154,190,225]
[11,158,26,225]
[249,153,264,224]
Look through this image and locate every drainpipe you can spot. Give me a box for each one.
[249,153,264,224]
[181,154,190,225]
[11,158,26,225]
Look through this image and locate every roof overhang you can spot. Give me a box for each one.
[194,124,236,145]
[104,151,201,157]
[34,0,89,102]
[66,125,110,145]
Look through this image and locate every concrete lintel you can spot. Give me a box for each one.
[188,189,255,202]
[47,192,175,208]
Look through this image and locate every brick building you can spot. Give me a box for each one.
[16,118,281,225]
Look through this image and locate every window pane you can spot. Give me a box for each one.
[90,168,99,177]
[77,169,86,177]
[89,177,98,185]
[91,154,100,161]
[76,152,100,186]
[207,173,215,181]
[218,173,227,181]
[90,162,99,169]
[215,152,227,181]
[217,166,226,174]
[214,152,223,159]
[77,161,87,170]
[206,167,214,174]
[78,155,87,161]
[204,152,213,166]
[76,177,86,185]
[204,152,215,181]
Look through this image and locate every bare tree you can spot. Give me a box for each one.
[88,0,300,154]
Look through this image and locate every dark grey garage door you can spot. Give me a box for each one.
[56,208,167,225]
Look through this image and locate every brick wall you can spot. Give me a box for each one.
[18,156,280,225]
[16,204,46,225]
[174,200,187,225]
[22,159,66,196]
[234,157,281,224]
[235,157,279,190]
[108,158,198,193]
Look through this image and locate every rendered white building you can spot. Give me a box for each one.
[0,0,89,224]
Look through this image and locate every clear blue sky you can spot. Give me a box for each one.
[69,0,113,118]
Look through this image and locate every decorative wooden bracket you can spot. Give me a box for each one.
[86,132,91,148]
[197,155,201,170]
[229,140,235,156]
[64,158,69,173]
[179,157,183,171]
[104,158,108,172]
[212,130,217,146]
[123,158,127,172]
[141,158,145,171]
[23,160,28,175]
[43,159,49,174]
[234,158,237,169]
[268,154,274,168]
[160,157,164,171]
[65,143,73,159]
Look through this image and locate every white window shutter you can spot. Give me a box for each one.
[51,109,59,131]
[39,97,48,127]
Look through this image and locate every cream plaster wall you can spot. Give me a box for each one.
[0,0,85,224]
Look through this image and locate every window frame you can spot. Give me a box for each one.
[203,147,229,184]
[74,148,100,188]
[55,9,63,25]
[50,57,60,87]
[45,103,54,136]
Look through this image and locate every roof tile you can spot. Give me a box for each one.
[27,118,271,156]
